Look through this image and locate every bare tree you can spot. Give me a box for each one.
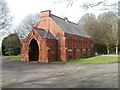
[78,13,100,43]
[15,13,40,40]
[78,11,119,54]
[96,12,118,54]
[81,0,118,11]
[0,0,12,37]
[55,0,118,14]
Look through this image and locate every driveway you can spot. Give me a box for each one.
[2,56,119,88]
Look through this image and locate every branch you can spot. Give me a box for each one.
[80,0,108,10]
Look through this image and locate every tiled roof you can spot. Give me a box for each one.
[50,15,91,38]
[34,28,57,40]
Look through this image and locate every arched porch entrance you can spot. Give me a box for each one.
[29,38,39,61]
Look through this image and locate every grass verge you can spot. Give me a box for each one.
[7,56,21,61]
[6,56,119,64]
[51,56,120,64]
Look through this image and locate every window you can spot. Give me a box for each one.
[51,46,54,53]
[76,40,80,49]
[57,35,61,48]
[86,40,88,48]
[83,40,86,48]
[81,40,83,48]
[83,41,85,48]
[33,31,35,35]
[68,39,72,49]
[87,40,90,48]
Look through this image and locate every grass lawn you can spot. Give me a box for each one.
[7,56,21,61]
[6,56,119,64]
[51,56,120,64]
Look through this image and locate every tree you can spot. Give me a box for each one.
[118,18,120,54]
[78,13,99,43]
[94,43,107,54]
[78,13,105,54]
[2,34,21,55]
[0,0,12,37]
[78,11,119,54]
[15,13,40,40]
[97,11,118,54]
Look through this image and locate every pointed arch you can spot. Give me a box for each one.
[29,38,39,61]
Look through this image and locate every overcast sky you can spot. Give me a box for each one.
[0,0,118,47]
[5,0,118,25]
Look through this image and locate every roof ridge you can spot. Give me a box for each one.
[68,20,78,25]
[51,14,64,20]
[51,14,78,25]
[50,15,91,38]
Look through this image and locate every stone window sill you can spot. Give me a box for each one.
[88,49,91,50]
[76,49,80,51]
[67,49,72,51]
[83,49,86,51]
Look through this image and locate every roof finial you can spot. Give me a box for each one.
[64,17,68,21]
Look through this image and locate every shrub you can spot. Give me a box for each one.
[2,34,22,56]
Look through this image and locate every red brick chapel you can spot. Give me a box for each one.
[21,10,94,63]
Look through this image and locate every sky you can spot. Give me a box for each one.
[0,0,118,47]
[5,0,118,25]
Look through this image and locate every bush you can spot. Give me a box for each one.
[2,34,22,56]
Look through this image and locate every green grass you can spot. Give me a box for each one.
[51,56,119,64]
[6,56,119,64]
[7,56,21,61]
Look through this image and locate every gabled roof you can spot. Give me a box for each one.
[50,15,91,38]
[34,28,57,40]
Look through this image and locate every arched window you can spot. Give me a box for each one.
[33,31,35,35]
[57,35,61,48]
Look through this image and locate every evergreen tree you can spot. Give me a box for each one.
[2,34,21,55]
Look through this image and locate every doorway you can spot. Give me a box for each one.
[29,39,39,61]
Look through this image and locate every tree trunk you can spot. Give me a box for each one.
[107,47,110,54]
[115,46,118,55]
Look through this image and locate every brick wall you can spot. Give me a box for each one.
[21,10,94,63]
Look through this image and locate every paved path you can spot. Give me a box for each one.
[99,55,120,57]
[1,57,119,88]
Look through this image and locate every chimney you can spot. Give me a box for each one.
[40,10,51,18]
